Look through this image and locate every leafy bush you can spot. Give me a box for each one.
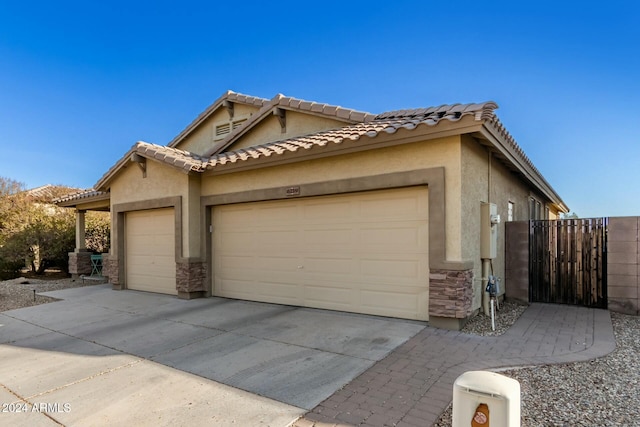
[0,177,110,275]
[86,211,110,253]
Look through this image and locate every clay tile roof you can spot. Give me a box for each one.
[227,91,266,107]
[203,93,377,157]
[134,142,206,172]
[54,189,109,205]
[25,184,59,201]
[203,101,499,170]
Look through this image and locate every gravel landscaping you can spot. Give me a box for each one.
[0,274,105,312]
[435,305,640,427]
[2,277,638,426]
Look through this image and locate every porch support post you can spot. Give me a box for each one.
[76,209,87,252]
[69,209,91,278]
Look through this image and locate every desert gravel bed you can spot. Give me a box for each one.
[459,299,529,337]
[0,276,104,312]
[435,308,640,426]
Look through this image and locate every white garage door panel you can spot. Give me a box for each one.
[213,187,429,320]
[360,259,420,279]
[361,291,419,318]
[305,287,353,309]
[126,208,177,295]
[219,278,302,304]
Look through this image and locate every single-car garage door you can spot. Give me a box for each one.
[126,208,177,295]
[213,187,429,320]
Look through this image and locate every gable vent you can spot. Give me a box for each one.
[215,123,231,138]
[232,119,246,129]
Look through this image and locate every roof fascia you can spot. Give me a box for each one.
[203,119,482,176]
[56,192,110,209]
[95,144,198,191]
[94,147,135,190]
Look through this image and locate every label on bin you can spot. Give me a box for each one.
[472,403,489,426]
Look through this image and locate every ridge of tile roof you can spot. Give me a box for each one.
[167,90,269,148]
[273,94,377,122]
[484,114,547,185]
[134,141,205,172]
[203,93,377,157]
[94,141,208,190]
[204,101,496,169]
[375,101,499,121]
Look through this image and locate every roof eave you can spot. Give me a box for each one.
[203,119,485,176]
[55,191,111,209]
[95,142,205,191]
[478,121,569,213]
[94,147,136,191]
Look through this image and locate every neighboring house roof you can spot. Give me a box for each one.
[59,91,568,212]
[25,184,82,203]
[54,189,110,207]
[25,184,58,200]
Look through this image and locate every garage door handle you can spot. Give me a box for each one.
[297,265,304,269]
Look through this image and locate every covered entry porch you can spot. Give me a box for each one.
[55,190,111,279]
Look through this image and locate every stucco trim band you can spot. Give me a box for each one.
[111,196,203,296]
[201,167,473,272]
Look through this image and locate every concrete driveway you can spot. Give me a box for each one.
[0,284,424,426]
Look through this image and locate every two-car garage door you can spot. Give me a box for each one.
[213,187,429,320]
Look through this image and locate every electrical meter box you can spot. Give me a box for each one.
[481,202,499,259]
[452,370,521,427]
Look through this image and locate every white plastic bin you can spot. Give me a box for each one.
[452,371,520,427]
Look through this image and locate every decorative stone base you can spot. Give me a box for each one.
[68,251,92,278]
[102,254,119,286]
[429,268,474,323]
[176,261,206,299]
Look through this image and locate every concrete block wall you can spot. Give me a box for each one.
[607,217,639,315]
[505,217,640,315]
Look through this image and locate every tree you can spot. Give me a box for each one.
[0,177,27,246]
[561,212,579,219]
[0,192,75,274]
[0,177,110,276]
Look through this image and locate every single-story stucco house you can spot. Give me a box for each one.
[56,90,568,329]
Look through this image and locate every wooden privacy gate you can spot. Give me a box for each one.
[529,218,608,308]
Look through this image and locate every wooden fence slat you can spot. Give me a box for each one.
[529,217,607,309]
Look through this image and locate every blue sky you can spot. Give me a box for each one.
[0,1,638,217]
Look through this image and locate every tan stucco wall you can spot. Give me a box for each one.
[461,135,537,311]
[109,160,199,258]
[203,135,464,263]
[175,103,260,155]
[227,111,349,151]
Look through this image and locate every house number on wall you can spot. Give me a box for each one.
[286,186,300,197]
